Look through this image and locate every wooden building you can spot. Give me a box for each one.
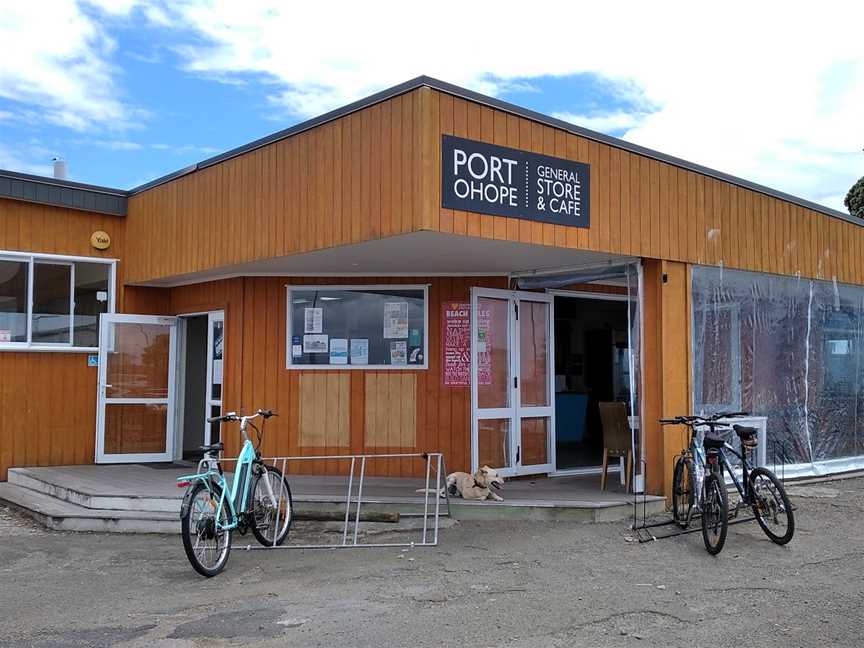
[2,76,862,497]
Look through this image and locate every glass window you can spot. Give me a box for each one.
[32,262,72,344]
[692,265,864,469]
[73,262,111,347]
[0,252,114,350]
[0,259,28,343]
[287,286,427,368]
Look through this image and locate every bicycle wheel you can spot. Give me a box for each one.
[672,455,695,529]
[180,481,232,577]
[701,472,728,555]
[251,465,293,547]
[749,467,794,545]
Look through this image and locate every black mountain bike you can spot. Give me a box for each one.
[663,413,794,555]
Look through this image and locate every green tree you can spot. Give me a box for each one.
[846,175,864,218]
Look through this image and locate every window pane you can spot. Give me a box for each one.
[32,263,71,344]
[0,260,28,342]
[73,262,110,347]
[289,288,425,366]
[211,318,223,400]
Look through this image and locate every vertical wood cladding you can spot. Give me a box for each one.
[126,275,508,478]
[0,199,125,479]
[125,86,862,289]
[124,89,430,284]
[429,89,864,285]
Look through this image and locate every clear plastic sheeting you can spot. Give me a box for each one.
[692,266,864,476]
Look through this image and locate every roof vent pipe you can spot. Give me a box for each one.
[52,157,68,180]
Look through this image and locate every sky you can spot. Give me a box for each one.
[1,1,862,213]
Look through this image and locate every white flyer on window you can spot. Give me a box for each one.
[304,307,323,333]
[212,359,223,385]
[383,302,408,339]
[329,338,348,365]
[350,338,369,365]
[390,340,407,365]
[0,330,10,343]
[303,334,328,353]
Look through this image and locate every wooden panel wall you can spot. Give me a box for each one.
[429,89,864,286]
[124,88,432,284]
[0,353,97,480]
[126,275,507,478]
[641,259,692,498]
[364,374,417,448]
[298,374,350,448]
[0,199,126,479]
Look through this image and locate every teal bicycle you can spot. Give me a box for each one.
[177,409,293,577]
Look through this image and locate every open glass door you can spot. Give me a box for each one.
[96,314,177,463]
[471,288,554,477]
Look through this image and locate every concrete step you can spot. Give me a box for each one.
[0,483,180,534]
[8,467,183,513]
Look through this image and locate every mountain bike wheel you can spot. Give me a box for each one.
[672,455,695,529]
[180,481,232,577]
[749,467,794,545]
[251,465,293,547]
[701,472,728,555]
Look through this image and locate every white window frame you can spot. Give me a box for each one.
[285,284,429,370]
[0,250,117,353]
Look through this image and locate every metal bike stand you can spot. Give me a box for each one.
[231,452,450,551]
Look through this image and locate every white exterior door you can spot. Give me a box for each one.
[471,288,554,477]
[96,314,178,463]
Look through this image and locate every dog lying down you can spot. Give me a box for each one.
[417,466,505,501]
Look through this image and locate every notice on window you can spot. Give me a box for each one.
[477,308,492,386]
[442,302,470,386]
[212,359,223,385]
[291,335,303,358]
[0,330,10,343]
[350,339,369,365]
[303,334,328,353]
[304,307,323,334]
[390,340,407,365]
[330,338,348,365]
[383,302,408,339]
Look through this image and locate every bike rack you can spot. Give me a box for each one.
[629,441,790,544]
[223,452,451,551]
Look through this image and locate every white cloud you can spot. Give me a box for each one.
[144,0,864,211]
[552,111,648,134]
[0,1,141,131]
[0,143,53,176]
[151,143,221,155]
[68,138,143,150]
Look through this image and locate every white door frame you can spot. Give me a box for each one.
[471,288,555,477]
[173,310,225,460]
[95,313,178,463]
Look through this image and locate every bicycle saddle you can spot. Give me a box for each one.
[703,436,725,449]
[733,425,758,447]
[199,441,224,454]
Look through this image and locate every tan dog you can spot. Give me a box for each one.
[417,466,505,501]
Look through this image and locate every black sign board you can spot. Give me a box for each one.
[441,135,590,227]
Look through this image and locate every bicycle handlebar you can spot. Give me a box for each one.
[206,408,277,424]
[659,411,749,425]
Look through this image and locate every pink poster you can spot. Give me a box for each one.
[442,302,470,386]
[476,307,492,386]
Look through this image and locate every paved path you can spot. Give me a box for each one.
[1,477,862,647]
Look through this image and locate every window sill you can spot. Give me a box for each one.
[286,364,428,371]
[0,345,98,354]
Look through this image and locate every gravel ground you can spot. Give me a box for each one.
[0,476,862,647]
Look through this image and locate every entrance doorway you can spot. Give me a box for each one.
[552,293,632,472]
[470,288,554,477]
[175,311,224,461]
[95,314,178,463]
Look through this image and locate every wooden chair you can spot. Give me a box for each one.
[598,402,632,492]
